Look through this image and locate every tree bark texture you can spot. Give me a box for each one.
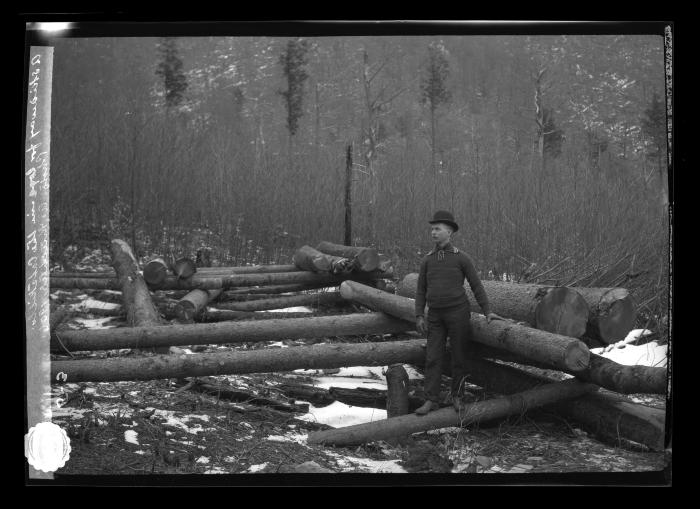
[212,291,344,312]
[50,312,413,352]
[397,273,590,338]
[50,337,428,383]
[307,379,597,446]
[341,281,590,373]
[316,241,379,273]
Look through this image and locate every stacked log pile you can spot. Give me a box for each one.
[49,239,668,454]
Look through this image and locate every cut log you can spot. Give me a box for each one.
[212,292,343,312]
[307,379,597,446]
[274,382,336,407]
[198,310,315,322]
[224,283,337,296]
[451,356,666,451]
[466,342,667,395]
[341,281,590,372]
[572,287,637,344]
[329,386,387,409]
[171,257,197,280]
[50,271,387,291]
[194,265,300,275]
[110,239,162,329]
[110,239,168,354]
[397,273,589,338]
[143,258,170,287]
[386,364,410,417]
[183,377,309,413]
[576,353,667,395]
[50,338,428,383]
[316,241,379,272]
[174,289,223,323]
[293,245,346,273]
[49,312,413,352]
[218,293,298,302]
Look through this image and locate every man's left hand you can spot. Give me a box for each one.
[486,312,504,324]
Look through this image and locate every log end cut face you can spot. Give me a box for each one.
[535,287,589,339]
[594,289,636,344]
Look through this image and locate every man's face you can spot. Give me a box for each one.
[431,223,452,246]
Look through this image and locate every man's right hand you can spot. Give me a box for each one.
[416,316,427,336]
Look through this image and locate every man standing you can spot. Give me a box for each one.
[414,211,502,415]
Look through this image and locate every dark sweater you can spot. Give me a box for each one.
[414,242,491,317]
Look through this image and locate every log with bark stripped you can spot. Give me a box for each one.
[397,273,590,338]
[340,280,590,373]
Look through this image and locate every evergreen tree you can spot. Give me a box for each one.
[155,37,188,108]
[421,42,451,209]
[279,38,310,137]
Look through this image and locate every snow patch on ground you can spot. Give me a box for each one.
[204,467,229,474]
[196,456,210,464]
[312,377,387,391]
[298,401,386,427]
[597,341,667,367]
[335,366,385,378]
[265,432,308,445]
[248,463,268,473]
[267,341,289,348]
[73,298,120,311]
[324,451,406,473]
[148,409,211,434]
[260,306,314,313]
[71,317,118,329]
[124,430,139,445]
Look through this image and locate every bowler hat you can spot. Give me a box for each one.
[429,210,459,232]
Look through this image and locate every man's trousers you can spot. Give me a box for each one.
[424,300,473,403]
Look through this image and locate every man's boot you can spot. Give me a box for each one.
[414,400,439,416]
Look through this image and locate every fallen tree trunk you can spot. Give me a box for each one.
[466,342,667,395]
[274,382,336,407]
[293,245,352,274]
[316,241,380,272]
[174,289,223,323]
[307,378,597,446]
[397,273,590,338]
[572,287,637,344]
[50,338,428,383]
[50,264,302,279]
[49,312,413,352]
[224,283,337,296]
[328,384,422,412]
[51,271,388,291]
[212,292,344,312]
[452,356,666,451]
[341,281,590,373]
[182,377,309,413]
[143,258,170,287]
[198,310,315,322]
[110,239,168,354]
[171,257,197,280]
[111,239,162,329]
[218,293,297,302]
